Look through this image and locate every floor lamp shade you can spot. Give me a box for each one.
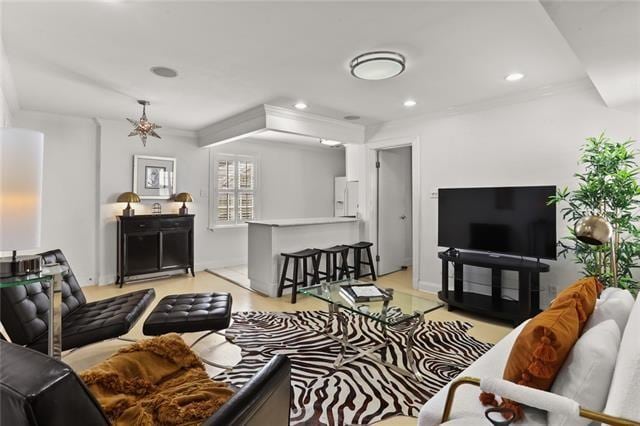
[0,128,44,251]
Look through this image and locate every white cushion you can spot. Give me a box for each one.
[584,288,634,334]
[604,294,640,421]
[418,320,546,426]
[549,320,620,426]
[598,286,619,302]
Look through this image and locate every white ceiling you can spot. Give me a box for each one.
[0,1,597,131]
[542,0,640,111]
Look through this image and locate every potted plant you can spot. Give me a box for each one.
[549,133,640,293]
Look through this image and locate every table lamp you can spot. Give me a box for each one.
[117,192,140,216]
[174,192,193,215]
[0,128,45,277]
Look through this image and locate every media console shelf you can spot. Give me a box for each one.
[437,251,550,325]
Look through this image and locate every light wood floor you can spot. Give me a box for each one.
[66,268,512,425]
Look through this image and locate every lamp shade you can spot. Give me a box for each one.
[117,192,141,203]
[575,215,613,245]
[174,192,193,203]
[0,129,44,251]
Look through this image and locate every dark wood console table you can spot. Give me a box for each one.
[438,251,550,325]
[116,214,195,287]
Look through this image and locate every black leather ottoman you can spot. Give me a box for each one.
[142,292,235,369]
[143,292,232,335]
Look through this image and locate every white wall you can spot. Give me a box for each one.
[0,84,10,127]
[212,139,344,220]
[11,113,345,285]
[366,86,640,305]
[0,2,6,127]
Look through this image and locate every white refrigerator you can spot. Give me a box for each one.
[335,177,359,217]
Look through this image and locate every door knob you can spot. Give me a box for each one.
[400,215,407,220]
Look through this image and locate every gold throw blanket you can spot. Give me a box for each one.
[80,333,234,425]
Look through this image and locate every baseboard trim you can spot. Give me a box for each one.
[195,257,247,271]
[97,258,248,286]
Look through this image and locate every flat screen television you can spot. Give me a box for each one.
[438,186,557,260]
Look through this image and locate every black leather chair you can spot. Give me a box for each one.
[0,249,155,353]
[0,340,292,426]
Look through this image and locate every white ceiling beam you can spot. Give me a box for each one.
[198,104,365,147]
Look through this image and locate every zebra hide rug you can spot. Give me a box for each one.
[215,310,492,426]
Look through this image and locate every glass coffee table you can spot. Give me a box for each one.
[299,279,444,381]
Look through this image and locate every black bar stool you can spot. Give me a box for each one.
[278,248,321,303]
[316,245,350,282]
[347,241,377,281]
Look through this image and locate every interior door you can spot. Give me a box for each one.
[377,147,412,275]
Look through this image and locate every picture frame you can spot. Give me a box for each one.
[133,155,176,199]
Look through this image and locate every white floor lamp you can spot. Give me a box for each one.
[0,128,44,277]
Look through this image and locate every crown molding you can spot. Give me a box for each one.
[263,104,363,132]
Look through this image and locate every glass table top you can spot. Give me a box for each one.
[299,279,444,326]
[0,264,69,289]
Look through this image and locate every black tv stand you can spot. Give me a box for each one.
[437,251,550,325]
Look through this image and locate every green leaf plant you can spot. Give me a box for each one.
[548,133,640,294]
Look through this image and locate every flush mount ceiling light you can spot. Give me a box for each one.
[127,100,161,146]
[294,102,308,110]
[350,51,406,80]
[505,72,525,82]
[320,138,342,147]
[150,66,178,78]
[403,99,417,107]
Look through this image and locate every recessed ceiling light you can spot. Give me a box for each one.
[294,102,308,110]
[505,72,525,82]
[150,66,178,78]
[320,139,342,147]
[403,99,417,107]
[350,51,406,80]
[344,115,360,121]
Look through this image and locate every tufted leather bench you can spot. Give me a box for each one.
[0,249,155,353]
[143,292,232,336]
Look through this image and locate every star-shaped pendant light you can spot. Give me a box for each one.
[127,100,161,146]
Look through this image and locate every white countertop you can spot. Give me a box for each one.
[246,217,359,227]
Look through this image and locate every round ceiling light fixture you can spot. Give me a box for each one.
[150,66,178,78]
[350,51,405,80]
[320,138,342,147]
[505,72,525,82]
[294,102,308,110]
[403,99,417,107]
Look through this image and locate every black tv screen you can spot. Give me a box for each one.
[438,186,557,260]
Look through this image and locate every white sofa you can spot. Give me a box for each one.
[418,287,639,425]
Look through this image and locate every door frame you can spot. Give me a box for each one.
[366,136,421,289]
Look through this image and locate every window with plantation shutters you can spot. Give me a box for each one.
[212,155,257,226]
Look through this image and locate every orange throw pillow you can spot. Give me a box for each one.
[480,298,581,420]
[552,276,602,326]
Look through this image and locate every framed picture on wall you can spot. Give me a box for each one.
[133,155,176,199]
